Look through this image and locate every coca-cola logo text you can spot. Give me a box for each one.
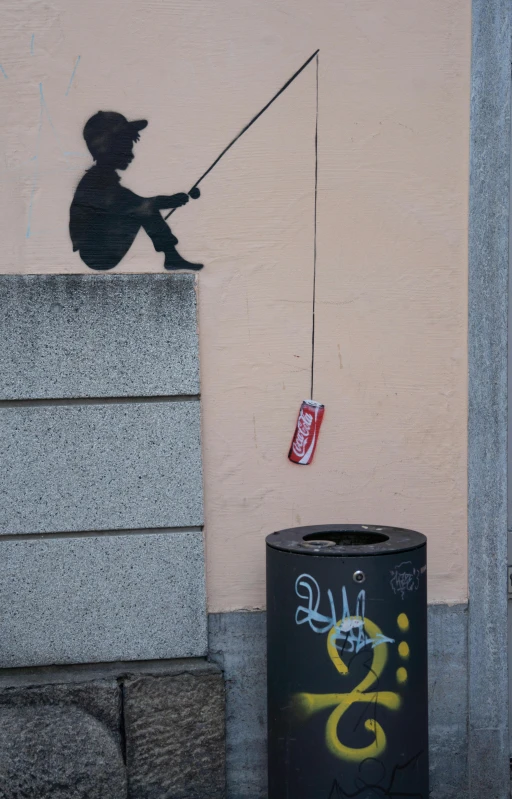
[292,409,314,457]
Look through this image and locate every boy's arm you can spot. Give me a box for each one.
[118,186,192,215]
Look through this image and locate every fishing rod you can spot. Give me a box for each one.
[165,48,320,219]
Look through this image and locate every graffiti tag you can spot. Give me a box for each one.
[389,562,420,600]
[293,575,406,762]
[327,751,425,798]
[295,573,394,653]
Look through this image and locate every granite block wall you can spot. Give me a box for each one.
[0,662,225,799]
[0,274,206,666]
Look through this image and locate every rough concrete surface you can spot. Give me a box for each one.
[0,532,207,667]
[0,705,126,799]
[209,611,267,799]
[0,274,199,400]
[124,670,225,799]
[468,0,511,797]
[0,401,203,534]
[0,679,122,741]
[428,604,468,799]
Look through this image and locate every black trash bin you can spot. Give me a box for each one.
[266,524,428,799]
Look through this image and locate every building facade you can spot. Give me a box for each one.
[0,0,508,797]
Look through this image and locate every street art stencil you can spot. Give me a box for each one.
[69,111,203,272]
[69,50,319,274]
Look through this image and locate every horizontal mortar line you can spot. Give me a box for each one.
[0,525,204,542]
[0,394,200,408]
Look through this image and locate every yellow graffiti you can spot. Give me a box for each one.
[398,641,410,659]
[327,625,349,674]
[397,612,409,632]
[293,616,402,763]
[396,667,408,684]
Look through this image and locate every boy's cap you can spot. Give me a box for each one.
[83,111,148,155]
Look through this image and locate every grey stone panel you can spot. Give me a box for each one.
[469,0,511,795]
[428,604,468,799]
[0,706,126,799]
[0,274,199,400]
[124,669,225,799]
[209,605,469,799]
[0,401,203,534]
[468,727,509,799]
[209,611,267,799]
[0,532,207,667]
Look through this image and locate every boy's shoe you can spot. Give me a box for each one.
[164,251,203,271]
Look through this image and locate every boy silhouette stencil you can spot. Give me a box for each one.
[70,111,202,271]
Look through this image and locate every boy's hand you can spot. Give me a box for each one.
[170,192,190,207]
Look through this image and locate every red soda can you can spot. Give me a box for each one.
[288,400,325,465]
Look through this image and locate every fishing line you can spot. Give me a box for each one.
[288,54,324,466]
[310,51,319,401]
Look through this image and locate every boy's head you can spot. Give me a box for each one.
[83,111,148,169]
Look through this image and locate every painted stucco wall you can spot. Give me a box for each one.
[1,0,470,610]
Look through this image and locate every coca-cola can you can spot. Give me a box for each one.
[288,399,325,465]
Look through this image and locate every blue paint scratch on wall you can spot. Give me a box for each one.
[27,84,70,237]
[65,56,81,96]
[0,64,8,79]
[30,34,35,55]
[40,86,65,153]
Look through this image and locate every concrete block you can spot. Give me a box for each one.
[468,2,511,795]
[0,274,199,400]
[468,727,509,799]
[428,604,469,799]
[209,611,267,799]
[124,669,225,799]
[0,681,126,799]
[0,532,207,667]
[0,401,203,534]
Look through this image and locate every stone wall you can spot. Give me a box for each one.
[0,661,225,799]
[0,275,206,666]
[0,274,221,798]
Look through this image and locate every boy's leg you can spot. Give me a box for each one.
[141,212,203,271]
[140,211,179,249]
[77,214,141,271]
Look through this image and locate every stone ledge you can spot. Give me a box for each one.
[0,274,200,400]
[0,657,219,689]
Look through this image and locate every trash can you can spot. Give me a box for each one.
[266,524,428,799]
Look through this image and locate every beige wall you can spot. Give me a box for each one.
[1,0,470,609]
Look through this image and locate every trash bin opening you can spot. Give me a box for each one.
[303,530,390,546]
